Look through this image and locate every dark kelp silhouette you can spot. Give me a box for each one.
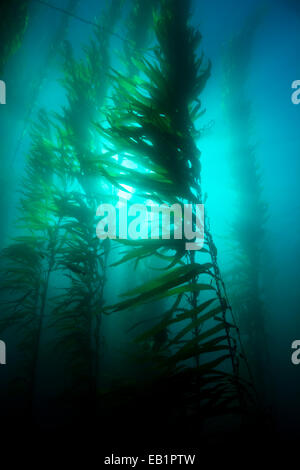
[97,0,258,439]
[0,0,29,74]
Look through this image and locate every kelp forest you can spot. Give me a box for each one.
[1,0,300,454]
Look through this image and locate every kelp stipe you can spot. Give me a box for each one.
[97,0,257,440]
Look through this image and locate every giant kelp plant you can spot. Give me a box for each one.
[49,0,124,405]
[97,0,257,441]
[0,110,65,417]
[222,8,269,397]
[0,0,123,424]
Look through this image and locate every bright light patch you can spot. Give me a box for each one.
[117,184,135,200]
[122,158,138,170]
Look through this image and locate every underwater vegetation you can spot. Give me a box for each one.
[123,0,160,74]
[97,0,260,437]
[0,1,29,74]
[221,7,270,400]
[0,0,284,451]
[12,0,81,162]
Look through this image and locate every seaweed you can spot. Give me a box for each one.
[0,0,121,419]
[0,0,29,74]
[124,0,160,74]
[222,7,270,397]
[0,0,265,440]
[0,109,64,415]
[97,0,256,433]
[12,0,81,165]
[47,1,124,402]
